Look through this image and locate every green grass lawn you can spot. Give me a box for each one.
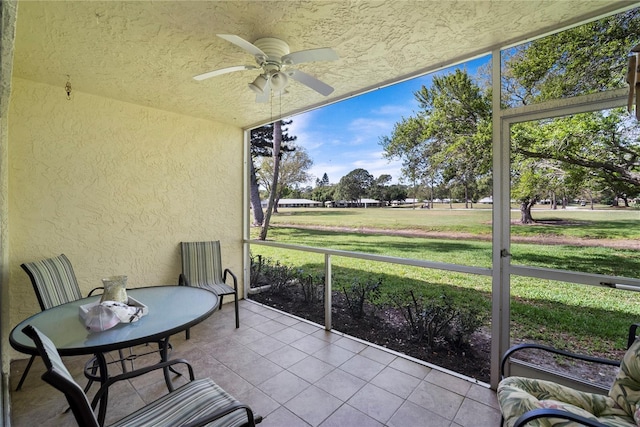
[268,206,640,240]
[250,206,640,354]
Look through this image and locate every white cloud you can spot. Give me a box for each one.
[348,117,393,134]
[372,104,414,117]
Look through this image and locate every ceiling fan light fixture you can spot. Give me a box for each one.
[248,74,268,94]
[269,71,289,92]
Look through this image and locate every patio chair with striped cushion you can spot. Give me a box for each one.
[179,241,239,332]
[22,324,262,427]
[17,254,102,391]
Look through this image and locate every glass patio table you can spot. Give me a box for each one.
[10,285,219,425]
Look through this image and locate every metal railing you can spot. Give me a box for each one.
[246,239,492,330]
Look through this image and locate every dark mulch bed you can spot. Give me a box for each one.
[249,286,491,383]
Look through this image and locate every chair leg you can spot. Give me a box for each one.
[83,357,99,394]
[15,355,36,391]
[234,292,239,329]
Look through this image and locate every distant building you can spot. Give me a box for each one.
[325,199,384,208]
[261,198,323,208]
[391,198,420,206]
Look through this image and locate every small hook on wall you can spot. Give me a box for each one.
[65,75,72,100]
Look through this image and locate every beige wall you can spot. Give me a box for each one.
[7,78,244,358]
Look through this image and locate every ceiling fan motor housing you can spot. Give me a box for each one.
[253,37,291,65]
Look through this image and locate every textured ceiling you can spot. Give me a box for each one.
[12,1,638,129]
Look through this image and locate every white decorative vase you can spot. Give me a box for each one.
[100,275,128,304]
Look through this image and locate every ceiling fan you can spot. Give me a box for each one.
[194,34,339,103]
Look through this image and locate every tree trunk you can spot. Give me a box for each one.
[520,200,536,224]
[249,160,264,226]
[464,184,469,209]
[259,121,282,241]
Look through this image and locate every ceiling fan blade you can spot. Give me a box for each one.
[289,69,334,96]
[217,34,266,57]
[282,48,339,65]
[193,65,257,81]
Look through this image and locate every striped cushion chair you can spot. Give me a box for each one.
[179,241,239,331]
[22,254,89,311]
[17,254,101,391]
[22,325,262,427]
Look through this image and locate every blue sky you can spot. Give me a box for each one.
[286,56,490,187]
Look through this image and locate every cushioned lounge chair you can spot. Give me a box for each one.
[498,325,640,427]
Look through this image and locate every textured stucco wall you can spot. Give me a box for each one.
[1,0,18,416]
[8,78,244,358]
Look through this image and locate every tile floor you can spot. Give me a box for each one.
[9,300,502,426]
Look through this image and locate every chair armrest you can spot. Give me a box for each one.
[87,287,104,296]
[181,401,262,427]
[500,343,620,378]
[179,273,190,287]
[514,408,608,427]
[91,359,195,409]
[223,268,238,291]
[628,323,640,348]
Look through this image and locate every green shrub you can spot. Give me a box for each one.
[341,277,382,319]
[393,291,483,350]
[297,271,324,304]
[249,254,296,292]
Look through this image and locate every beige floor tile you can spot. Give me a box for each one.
[389,356,432,379]
[265,344,309,368]
[271,326,309,344]
[291,334,330,355]
[319,404,384,427]
[258,370,311,404]
[360,345,397,365]
[453,397,502,426]
[408,381,465,420]
[387,401,451,427]
[426,368,473,396]
[259,406,311,427]
[244,334,286,356]
[314,368,367,401]
[347,383,405,424]
[289,355,335,383]
[285,385,342,426]
[334,336,368,353]
[339,354,385,382]
[370,366,421,399]
[312,344,355,367]
[235,356,284,386]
